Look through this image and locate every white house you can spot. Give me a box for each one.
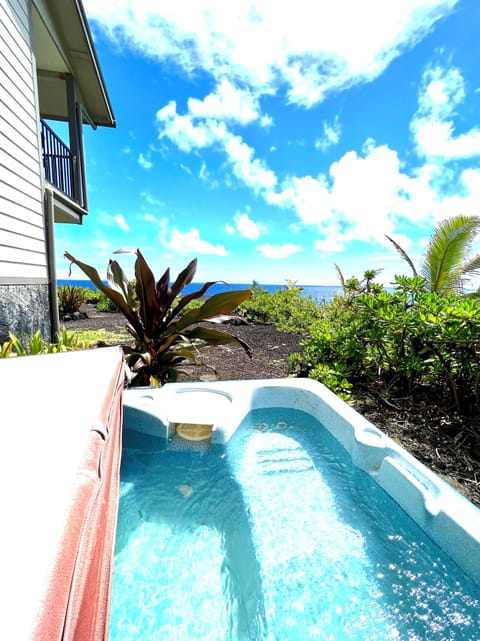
[0,0,115,342]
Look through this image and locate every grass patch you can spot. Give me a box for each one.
[72,328,131,345]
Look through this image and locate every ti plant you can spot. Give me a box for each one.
[64,249,252,386]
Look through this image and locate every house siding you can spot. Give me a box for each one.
[0,0,51,341]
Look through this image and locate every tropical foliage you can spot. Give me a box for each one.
[386,214,480,294]
[95,290,119,312]
[293,274,480,413]
[57,284,85,315]
[64,249,252,386]
[239,281,322,333]
[334,265,384,297]
[0,329,93,358]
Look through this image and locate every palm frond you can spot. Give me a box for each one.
[461,251,480,276]
[421,215,480,293]
[334,264,346,292]
[385,235,417,276]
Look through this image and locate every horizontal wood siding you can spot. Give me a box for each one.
[0,261,48,279]
[0,212,44,238]
[0,243,46,265]
[1,125,41,175]
[2,0,29,41]
[0,0,48,282]
[0,227,45,253]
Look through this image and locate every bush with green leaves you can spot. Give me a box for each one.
[1,329,94,357]
[96,290,119,312]
[240,281,322,333]
[82,287,100,304]
[294,274,480,414]
[57,284,85,315]
[64,249,252,386]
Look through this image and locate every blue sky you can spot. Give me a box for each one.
[57,0,480,287]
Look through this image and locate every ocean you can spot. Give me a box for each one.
[57,280,341,303]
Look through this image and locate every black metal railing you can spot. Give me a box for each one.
[41,119,75,200]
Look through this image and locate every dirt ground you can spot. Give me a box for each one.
[65,305,480,508]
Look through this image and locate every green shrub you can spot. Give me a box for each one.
[81,287,99,304]
[178,298,203,315]
[240,282,322,333]
[296,275,480,414]
[64,249,253,386]
[96,290,119,312]
[57,284,85,315]
[0,329,94,357]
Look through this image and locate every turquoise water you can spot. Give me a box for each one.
[110,408,480,641]
[57,279,340,302]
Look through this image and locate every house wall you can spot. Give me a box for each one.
[0,0,51,341]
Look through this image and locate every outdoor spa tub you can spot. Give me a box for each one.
[111,378,480,641]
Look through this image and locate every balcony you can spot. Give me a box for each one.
[41,118,87,222]
[41,120,74,199]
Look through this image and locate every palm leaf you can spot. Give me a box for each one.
[385,235,418,276]
[420,215,480,293]
[460,251,480,279]
[334,264,346,292]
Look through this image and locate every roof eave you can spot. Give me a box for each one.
[73,0,116,128]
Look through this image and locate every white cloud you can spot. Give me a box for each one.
[434,167,480,220]
[140,192,165,207]
[199,161,209,181]
[165,227,227,256]
[157,101,276,193]
[84,0,457,107]
[256,243,303,259]
[153,62,480,259]
[114,214,131,232]
[155,77,268,156]
[315,116,342,152]
[229,211,266,240]
[98,211,131,232]
[188,77,260,124]
[267,129,480,254]
[260,114,274,128]
[313,237,346,253]
[138,152,153,169]
[268,142,440,249]
[224,135,277,192]
[144,214,169,235]
[411,64,480,160]
[157,101,229,152]
[143,214,226,256]
[82,1,480,263]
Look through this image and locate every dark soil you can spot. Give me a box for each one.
[65,304,480,508]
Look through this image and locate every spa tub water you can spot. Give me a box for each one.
[109,406,480,641]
